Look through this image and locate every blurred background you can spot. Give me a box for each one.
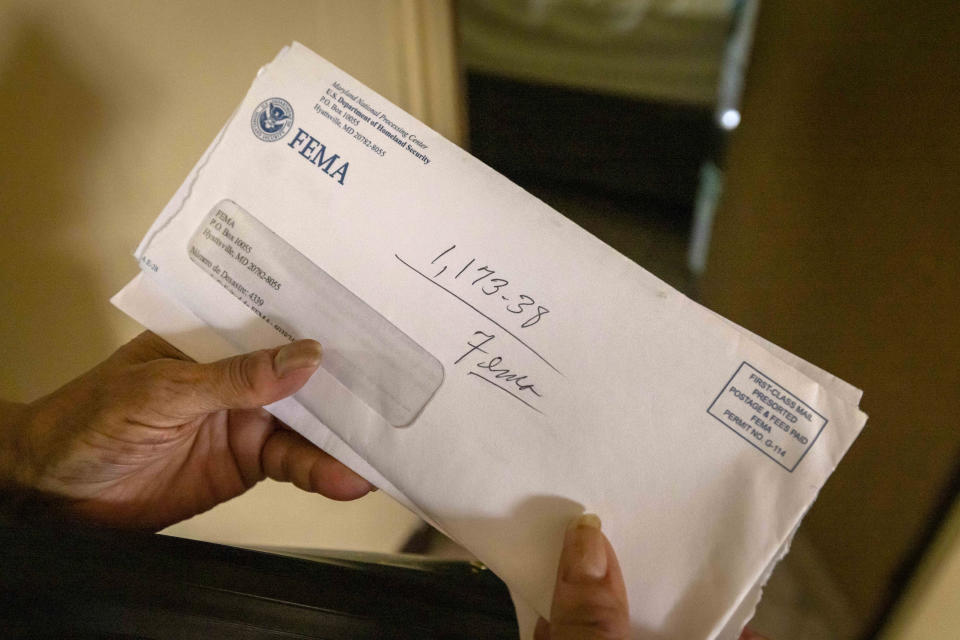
[1,1,958,638]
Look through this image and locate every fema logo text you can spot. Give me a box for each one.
[251,97,294,142]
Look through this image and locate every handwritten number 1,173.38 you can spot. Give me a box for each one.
[428,244,550,329]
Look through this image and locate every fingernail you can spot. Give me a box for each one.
[273,340,323,378]
[563,513,607,583]
[574,513,601,530]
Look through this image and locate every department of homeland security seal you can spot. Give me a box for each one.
[251,97,294,142]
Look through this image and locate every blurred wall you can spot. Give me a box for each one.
[701,1,960,630]
[0,0,460,401]
[0,0,460,554]
[881,494,960,640]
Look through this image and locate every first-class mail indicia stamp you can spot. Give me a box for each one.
[707,362,827,471]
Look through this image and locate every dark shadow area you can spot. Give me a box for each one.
[466,72,716,210]
[0,17,113,399]
[0,506,519,638]
[464,72,706,298]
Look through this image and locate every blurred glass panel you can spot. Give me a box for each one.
[458,0,759,288]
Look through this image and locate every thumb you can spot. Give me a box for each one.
[159,339,323,417]
[536,514,630,640]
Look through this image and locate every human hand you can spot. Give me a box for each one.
[0,331,373,529]
[535,514,630,639]
[534,514,769,639]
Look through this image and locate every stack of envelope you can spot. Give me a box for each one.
[113,43,868,639]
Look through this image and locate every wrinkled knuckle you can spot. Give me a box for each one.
[225,354,263,406]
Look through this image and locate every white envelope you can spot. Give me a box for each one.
[116,43,867,638]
